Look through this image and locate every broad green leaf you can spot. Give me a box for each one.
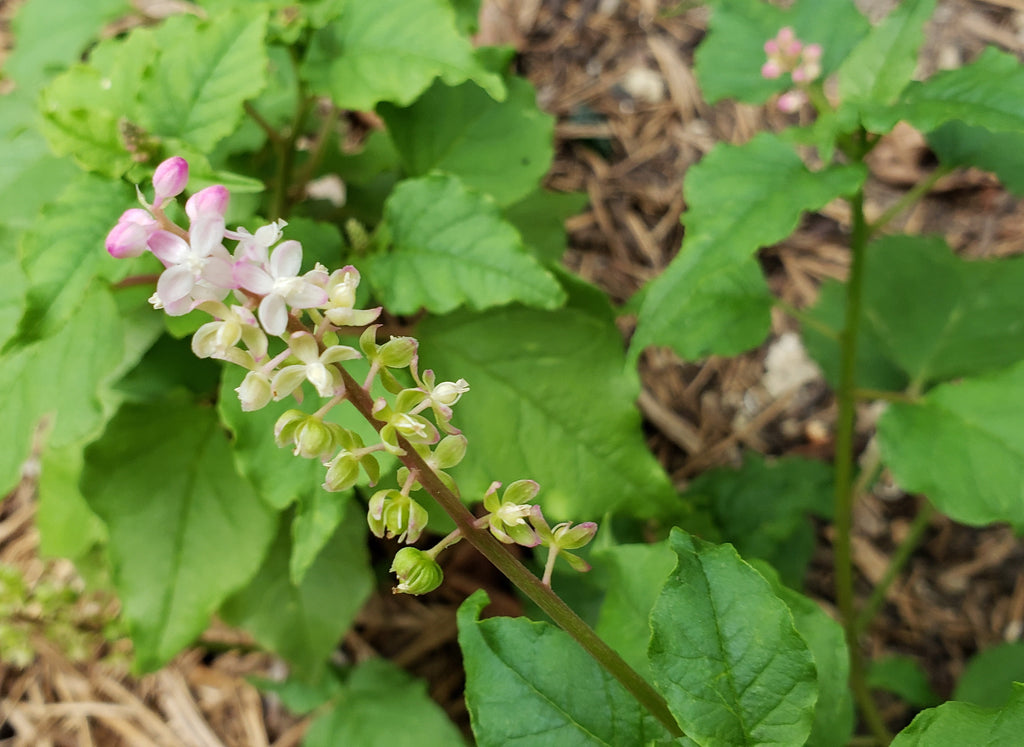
[220,506,372,676]
[36,443,107,561]
[805,235,1024,390]
[451,0,482,36]
[954,642,1024,708]
[290,487,350,585]
[302,0,504,111]
[869,656,941,708]
[82,395,277,671]
[365,174,565,314]
[892,683,1024,745]
[872,47,1024,134]
[877,360,1024,528]
[379,76,554,206]
[0,240,26,349]
[838,0,935,106]
[504,189,589,265]
[10,174,134,347]
[38,30,157,178]
[649,529,817,746]
[0,286,154,497]
[631,134,866,361]
[594,541,675,681]
[755,562,854,747]
[5,0,130,92]
[683,453,833,588]
[458,590,672,746]
[0,92,79,231]
[696,0,869,104]
[304,659,465,747]
[139,11,269,152]
[928,122,1024,196]
[418,304,676,521]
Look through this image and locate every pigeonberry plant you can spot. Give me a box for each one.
[4,0,1024,744]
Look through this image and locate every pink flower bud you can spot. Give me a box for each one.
[152,157,189,205]
[803,43,822,62]
[764,39,779,55]
[761,61,783,80]
[776,27,795,45]
[106,209,157,258]
[777,90,806,113]
[791,68,808,83]
[185,185,230,221]
[784,39,803,56]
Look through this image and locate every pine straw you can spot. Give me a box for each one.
[4,0,1024,741]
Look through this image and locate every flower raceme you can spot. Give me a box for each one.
[761,27,823,113]
[104,157,596,595]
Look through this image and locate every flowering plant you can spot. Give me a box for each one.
[5,0,1024,744]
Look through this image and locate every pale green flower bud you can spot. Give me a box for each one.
[390,547,443,595]
[367,490,428,544]
[378,336,417,369]
[274,411,344,460]
[235,371,272,411]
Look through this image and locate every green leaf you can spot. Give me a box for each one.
[892,683,1024,745]
[139,10,269,152]
[304,659,465,747]
[0,239,26,349]
[594,541,675,682]
[38,30,157,178]
[36,443,107,561]
[365,174,565,315]
[504,189,589,265]
[379,76,554,206]
[220,506,372,676]
[696,0,869,104]
[838,0,935,106]
[302,0,504,111]
[630,133,866,361]
[954,642,1024,708]
[928,122,1024,196]
[751,560,854,747]
[418,304,676,521]
[869,656,941,708]
[805,235,1024,390]
[683,453,833,588]
[458,590,671,746]
[0,286,154,497]
[82,395,277,671]
[877,360,1024,528]
[10,174,134,347]
[4,0,130,92]
[0,92,79,231]
[290,487,350,585]
[649,529,817,746]
[872,47,1024,134]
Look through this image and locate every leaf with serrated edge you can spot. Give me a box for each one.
[458,590,673,746]
[631,133,865,361]
[302,0,503,110]
[418,304,676,521]
[838,0,935,106]
[140,10,269,151]
[928,122,1024,196]
[365,174,565,314]
[878,360,1024,528]
[805,236,1024,391]
[380,76,554,206]
[220,505,371,676]
[892,683,1024,745]
[649,529,817,746]
[870,47,1024,134]
[82,395,277,671]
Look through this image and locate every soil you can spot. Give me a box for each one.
[3,0,1024,743]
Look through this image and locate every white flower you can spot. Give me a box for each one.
[271,332,361,399]
[147,214,234,316]
[234,240,328,336]
[191,301,267,361]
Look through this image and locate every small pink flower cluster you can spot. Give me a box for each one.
[760,27,823,113]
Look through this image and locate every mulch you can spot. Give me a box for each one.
[4,0,1024,742]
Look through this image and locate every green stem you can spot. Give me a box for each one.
[834,131,892,746]
[334,365,684,739]
[853,388,918,405]
[868,166,952,236]
[854,503,933,637]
